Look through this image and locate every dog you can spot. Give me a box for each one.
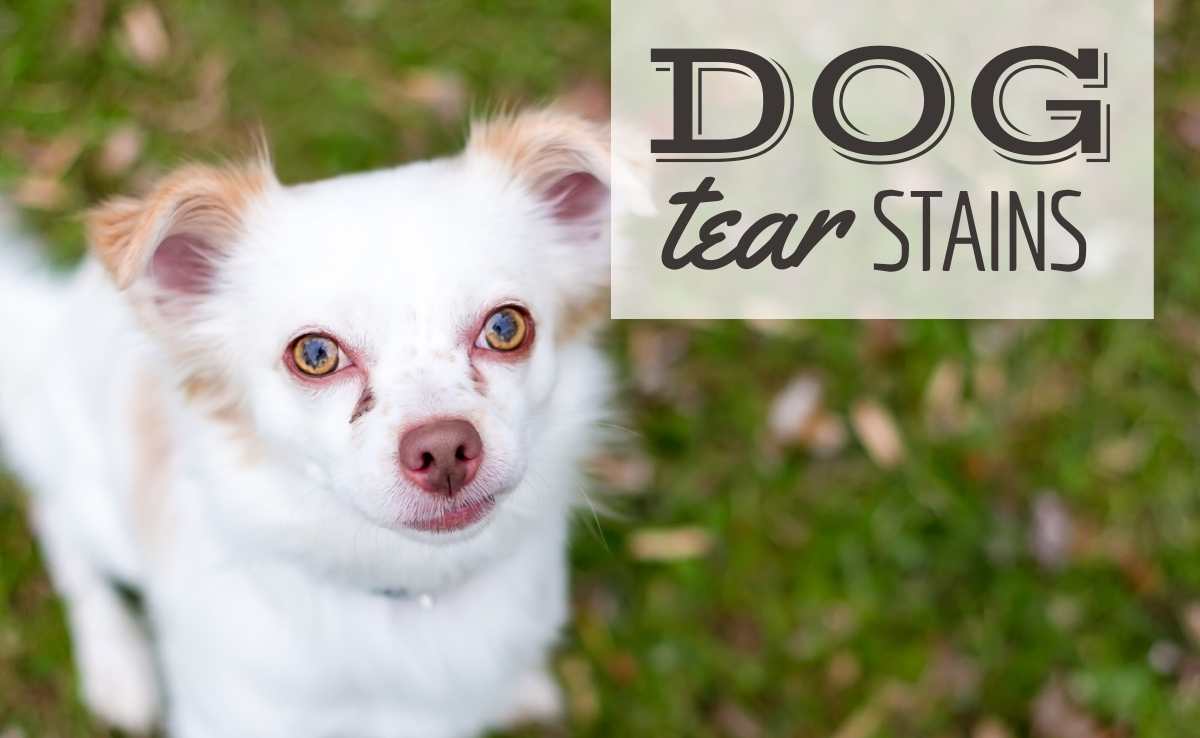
[0,109,615,737]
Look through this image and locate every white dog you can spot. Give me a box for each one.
[0,109,615,737]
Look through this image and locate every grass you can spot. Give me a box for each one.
[2,1,1200,736]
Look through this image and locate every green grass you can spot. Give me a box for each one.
[2,1,1200,736]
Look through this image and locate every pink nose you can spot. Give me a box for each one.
[398,419,483,496]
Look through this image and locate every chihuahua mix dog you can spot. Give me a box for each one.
[0,109,615,737]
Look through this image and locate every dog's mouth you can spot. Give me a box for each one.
[407,494,497,533]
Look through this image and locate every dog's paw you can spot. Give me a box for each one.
[501,667,564,727]
[73,600,160,734]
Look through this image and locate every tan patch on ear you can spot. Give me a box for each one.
[131,368,173,550]
[86,159,274,289]
[467,108,609,192]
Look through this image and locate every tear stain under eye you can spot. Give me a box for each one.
[350,386,376,423]
[470,364,488,396]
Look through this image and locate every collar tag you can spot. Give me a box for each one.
[373,588,437,609]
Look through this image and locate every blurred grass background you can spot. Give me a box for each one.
[1,1,1199,736]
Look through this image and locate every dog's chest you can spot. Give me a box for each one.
[154,545,568,735]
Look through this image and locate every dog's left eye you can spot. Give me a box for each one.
[476,306,530,352]
[289,334,344,377]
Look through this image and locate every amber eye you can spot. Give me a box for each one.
[479,307,529,352]
[291,334,341,376]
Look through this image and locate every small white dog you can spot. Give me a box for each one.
[0,109,614,737]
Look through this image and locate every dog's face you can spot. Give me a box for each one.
[88,112,612,576]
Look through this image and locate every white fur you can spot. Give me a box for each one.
[0,118,612,737]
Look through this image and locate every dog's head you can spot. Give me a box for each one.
[88,110,613,585]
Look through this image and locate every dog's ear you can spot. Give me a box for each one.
[467,109,614,339]
[467,108,610,235]
[87,160,276,297]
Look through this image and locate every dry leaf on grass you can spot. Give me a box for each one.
[1047,595,1083,630]
[715,613,762,655]
[767,515,810,549]
[768,374,822,444]
[167,53,229,132]
[1182,603,1200,646]
[1177,100,1200,152]
[767,373,848,457]
[68,0,107,51]
[973,717,1014,738]
[745,319,799,337]
[832,700,884,738]
[712,701,763,738]
[1031,679,1112,738]
[31,133,84,178]
[1148,640,1183,675]
[823,603,860,639]
[121,2,169,67]
[395,70,467,122]
[344,0,383,21]
[0,130,38,165]
[559,656,599,724]
[863,319,904,358]
[1163,308,1200,354]
[973,361,1008,402]
[1020,365,1077,419]
[970,321,1031,360]
[0,624,20,660]
[1030,492,1074,570]
[805,412,849,456]
[1093,435,1148,477]
[924,643,981,703]
[15,133,84,208]
[831,682,912,738]
[1072,520,1162,594]
[97,124,145,177]
[1157,0,1179,27]
[850,399,905,468]
[574,580,620,625]
[627,527,713,562]
[1177,658,1200,707]
[588,451,654,494]
[924,359,966,434]
[826,650,862,691]
[628,326,688,398]
[602,650,638,685]
[12,177,68,210]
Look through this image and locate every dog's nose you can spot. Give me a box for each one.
[398,419,483,496]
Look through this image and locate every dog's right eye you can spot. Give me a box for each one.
[477,306,530,352]
[290,334,342,377]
